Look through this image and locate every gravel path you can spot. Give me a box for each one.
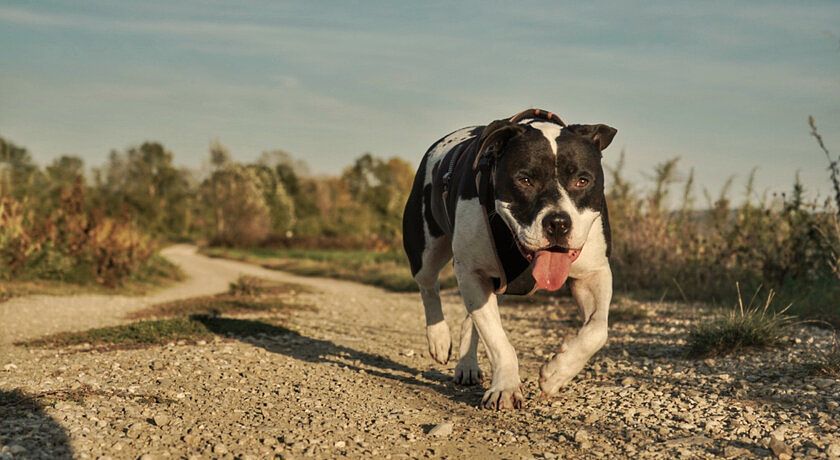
[0,245,349,347]
[1,248,839,459]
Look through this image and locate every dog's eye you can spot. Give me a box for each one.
[574,177,590,188]
[518,176,533,187]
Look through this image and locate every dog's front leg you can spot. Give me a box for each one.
[539,268,612,396]
[456,267,523,409]
[454,315,483,385]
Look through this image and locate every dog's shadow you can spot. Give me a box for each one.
[0,390,74,459]
[192,315,472,403]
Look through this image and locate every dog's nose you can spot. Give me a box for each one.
[543,212,572,239]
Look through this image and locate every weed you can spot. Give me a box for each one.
[686,285,795,358]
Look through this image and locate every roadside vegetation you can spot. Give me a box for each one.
[205,118,839,331]
[3,116,837,334]
[0,255,182,301]
[605,118,839,326]
[21,276,312,351]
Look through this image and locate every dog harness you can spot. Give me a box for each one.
[432,108,566,295]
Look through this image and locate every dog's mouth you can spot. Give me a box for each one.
[516,240,582,292]
[517,243,577,261]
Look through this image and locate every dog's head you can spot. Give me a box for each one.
[477,117,616,288]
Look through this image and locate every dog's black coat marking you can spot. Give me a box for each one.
[403,153,428,276]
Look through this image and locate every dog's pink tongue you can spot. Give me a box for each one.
[533,250,573,292]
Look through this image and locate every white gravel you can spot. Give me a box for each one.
[1,249,838,459]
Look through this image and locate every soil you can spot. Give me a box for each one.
[1,246,838,459]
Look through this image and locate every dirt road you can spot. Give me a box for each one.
[1,247,838,459]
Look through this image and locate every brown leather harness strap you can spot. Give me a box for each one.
[508,108,566,127]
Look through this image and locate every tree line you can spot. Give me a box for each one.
[0,135,414,284]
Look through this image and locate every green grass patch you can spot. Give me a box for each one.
[22,275,313,351]
[22,315,288,351]
[24,317,214,349]
[0,254,184,302]
[227,275,311,297]
[202,247,455,292]
[130,276,313,319]
[686,286,795,358]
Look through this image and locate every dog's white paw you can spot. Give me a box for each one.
[453,359,483,386]
[539,352,580,397]
[426,322,451,364]
[481,385,524,410]
[481,370,523,410]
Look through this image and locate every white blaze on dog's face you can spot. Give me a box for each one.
[493,122,617,256]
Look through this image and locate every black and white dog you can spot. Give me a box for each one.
[403,109,617,409]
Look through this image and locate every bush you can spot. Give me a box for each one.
[0,180,156,287]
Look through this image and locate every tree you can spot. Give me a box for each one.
[95,142,192,237]
[209,139,231,169]
[0,136,45,200]
[46,156,85,185]
[247,163,295,236]
[200,164,272,246]
[340,153,414,241]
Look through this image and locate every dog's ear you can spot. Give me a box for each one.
[477,119,526,160]
[565,124,617,151]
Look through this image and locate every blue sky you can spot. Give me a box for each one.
[1,1,839,201]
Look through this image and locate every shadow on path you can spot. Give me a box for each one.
[0,390,73,459]
[192,316,479,405]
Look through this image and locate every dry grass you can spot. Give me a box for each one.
[686,286,795,358]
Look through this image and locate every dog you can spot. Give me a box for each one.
[402,108,617,409]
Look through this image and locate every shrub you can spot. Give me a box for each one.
[0,179,156,287]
